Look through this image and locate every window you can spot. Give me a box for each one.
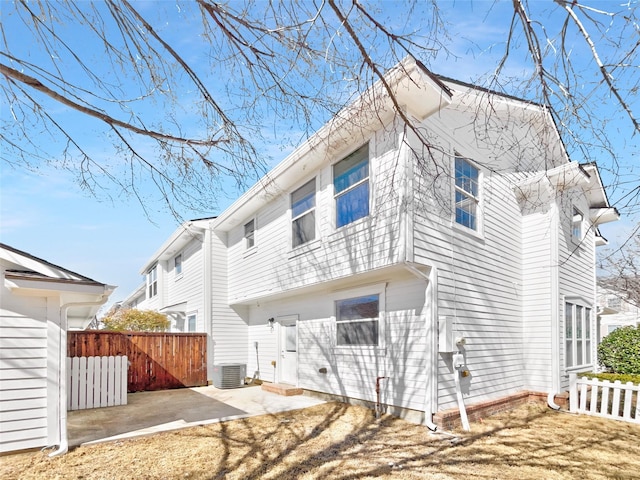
[147,265,158,298]
[334,144,369,228]
[572,208,583,241]
[174,254,182,276]
[244,219,255,249]
[454,156,480,230]
[291,178,316,248]
[336,294,379,346]
[187,313,196,332]
[565,301,592,368]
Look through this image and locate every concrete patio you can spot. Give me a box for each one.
[67,384,325,447]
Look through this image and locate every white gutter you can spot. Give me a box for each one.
[49,293,112,457]
[549,197,561,399]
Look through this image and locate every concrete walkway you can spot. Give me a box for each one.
[67,384,325,447]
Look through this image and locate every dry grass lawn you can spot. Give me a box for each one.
[1,402,639,479]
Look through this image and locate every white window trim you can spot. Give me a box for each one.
[290,177,317,250]
[332,283,386,354]
[332,143,371,231]
[564,298,593,371]
[243,218,257,255]
[571,206,584,245]
[174,253,183,280]
[452,155,483,237]
[186,311,197,332]
[147,264,158,299]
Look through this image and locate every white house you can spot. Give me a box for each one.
[127,57,619,427]
[0,244,115,454]
[597,284,640,342]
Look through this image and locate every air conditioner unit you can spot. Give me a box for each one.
[212,363,246,389]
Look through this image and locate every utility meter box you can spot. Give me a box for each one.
[438,316,455,353]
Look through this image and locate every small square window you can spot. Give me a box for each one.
[336,294,379,346]
[244,219,255,249]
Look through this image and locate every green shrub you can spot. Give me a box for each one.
[597,325,640,375]
[582,372,640,385]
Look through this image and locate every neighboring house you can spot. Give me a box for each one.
[0,243,115,454]
[126,56,618,426]
[597,285,640,342]
[121,217,216,334]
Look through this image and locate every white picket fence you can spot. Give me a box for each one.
[569,373,639,424]
[67,356,128,411]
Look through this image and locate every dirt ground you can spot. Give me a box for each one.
[1,402,639,480]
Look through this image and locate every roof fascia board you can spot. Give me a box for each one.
[138,220,207,275]
[0,243,99,283]
[5,276,113,296]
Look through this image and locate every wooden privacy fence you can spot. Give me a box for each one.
[68,331,207,392]
[569,373,640,424]
[67,356,128,410]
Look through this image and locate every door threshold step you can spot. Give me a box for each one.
[261,383,303,396]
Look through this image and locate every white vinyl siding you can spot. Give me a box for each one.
[412,136,525,410]
[0,298,49,453]
[246,274,429,411]
[227,127,404,305]
[209,231,248,367]
[165,239,203,312]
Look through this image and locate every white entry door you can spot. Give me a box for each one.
[278,315,298,385]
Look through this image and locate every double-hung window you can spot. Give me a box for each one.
[244,219,255,249]
[454,156,480,230]
[291,179,316,248]
[147,265,158,298]
[334,144,369,228]
[174,254,182,276]
[565,301,592,368]
[336,294,379,346]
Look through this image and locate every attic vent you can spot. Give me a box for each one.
[212,363,246,389]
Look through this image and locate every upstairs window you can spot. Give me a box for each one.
[291,178,316,248]
[174,254,182,276]
[565,301,592,368]
[454,156,480,230]
[244,219,255,249]
[336,294,379,346]
[147,265,158,298]
[334,144,369,228]
[572,208,583,241]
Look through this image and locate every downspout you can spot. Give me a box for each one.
[403,263,439,432]
[49,294,110,457]
[203,224,213,382]
[400,126,439,431]
[547,197,562,409]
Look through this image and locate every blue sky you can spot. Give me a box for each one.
[1,1,637,305]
